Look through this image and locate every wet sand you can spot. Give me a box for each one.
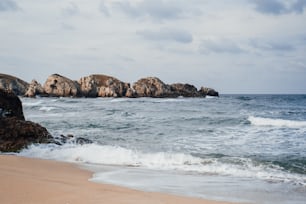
[0,155,236,204]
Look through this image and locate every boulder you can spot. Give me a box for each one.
[0,89,54,152]
[0,73,29,95]
[0,89,24,120]
[0,118,53,152]
[199,87,219,97]
[43,74,80,97]
[170,83,200,97]
[24,79,45,97]
[78,74,130,97]
[133,77,173,97]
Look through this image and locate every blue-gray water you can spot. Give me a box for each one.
[19,95,306,203]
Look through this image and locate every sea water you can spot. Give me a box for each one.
[19,95,306,203]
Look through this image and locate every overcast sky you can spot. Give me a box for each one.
[0,0,306,94]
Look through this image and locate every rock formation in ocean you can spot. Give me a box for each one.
[133,77,173,97]
[24,79,45,97]
[0,73,29,95]
[43,74,81,97]
[0,73,219,98]
[199,87,219,97]
[78,74,130,97]
[0,89,53,152]
[170,83,202,97]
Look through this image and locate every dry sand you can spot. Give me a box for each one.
[0,155,235,204]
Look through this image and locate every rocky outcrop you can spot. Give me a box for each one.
[0,73,220,98]
[78,74,130,97]
[43,74,80,97]
[0,117,54,152]
[0,89,25,120]
[0,89,54,152]
[24,79,45,97]
[170,83,201,97]
[199,87,219,97]
[0,73,29,95]
[133,77,174,97]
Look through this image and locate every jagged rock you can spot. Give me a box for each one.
[78,74,130,97]
[170,83,200,97]
[133,77,173,97]
[0,73,29,95]
[0,89,24,120]
[199,87,219,97]
[0,89,54,152]
[43,74,80,97]
[57,134,93,145]
[24,79,45,97]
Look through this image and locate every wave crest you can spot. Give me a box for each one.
[248,116,306,128]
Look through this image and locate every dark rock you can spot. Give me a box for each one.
[43,74,81,97]
[57,134,93,145]
[0,117,53,152]
[0,73,29,95]
[170,83,200,97]
[133,77,173,97]
[199,87,219,97]
[0,89,25,120]
[0,89,54,152]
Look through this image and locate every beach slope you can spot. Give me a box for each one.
[0,155,233,204]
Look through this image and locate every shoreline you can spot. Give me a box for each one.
[0,155,235,204]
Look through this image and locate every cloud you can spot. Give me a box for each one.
[0,0,19,12]
[250,39,295,52]
[113,0,184,21]
[99,1,110,17]
[251,0,306,15]
[61,2,80,16]
[137,28,193,44]
[199,38,244,54]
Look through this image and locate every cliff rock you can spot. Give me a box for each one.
[0,73,29,95]
[170,83,200,97]
[43,74,80,97]
[78,74,130,97]
[24,79,45,97]
[199,87,219,97]
[133,77,173,97]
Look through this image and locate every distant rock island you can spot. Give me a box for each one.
[0,73,219,98]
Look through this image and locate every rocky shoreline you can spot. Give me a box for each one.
[0,89,92,152]
[0,73,219,98]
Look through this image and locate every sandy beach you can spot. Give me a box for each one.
[0,155,234,204]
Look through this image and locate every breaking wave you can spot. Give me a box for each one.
[19,143,306,186]
[248,116,306,128]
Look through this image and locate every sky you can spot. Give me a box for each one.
[0,0,306,94]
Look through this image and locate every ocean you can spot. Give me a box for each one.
[19,95,306,203]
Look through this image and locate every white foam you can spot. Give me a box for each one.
[19,143,306,186]
[39,106,56,112]
[22,100,43,107]
[248,116,306,128]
